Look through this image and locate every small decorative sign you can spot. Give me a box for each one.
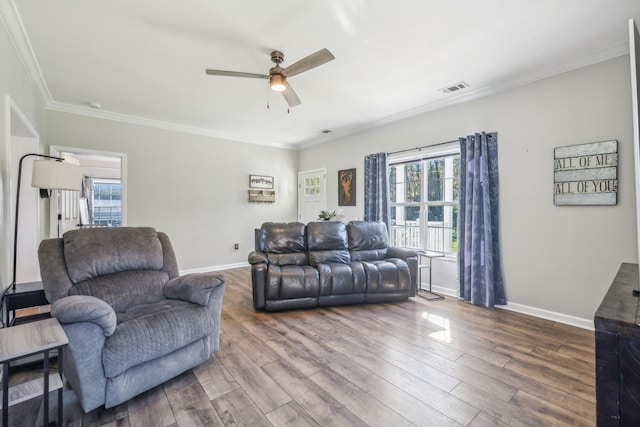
[249,175,274,189]
[554,140,618,205]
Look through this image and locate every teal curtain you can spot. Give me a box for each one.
[457,132,506,307]
[364,152,390,229]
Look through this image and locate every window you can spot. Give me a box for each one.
[92,179,121,226]
[304,176,321,196]
[389,151,460,254]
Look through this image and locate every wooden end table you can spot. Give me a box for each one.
[0,317,68,426]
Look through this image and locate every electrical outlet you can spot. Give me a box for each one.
[234,243,239,250]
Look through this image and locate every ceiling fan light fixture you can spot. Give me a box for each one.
[270,74,287,92]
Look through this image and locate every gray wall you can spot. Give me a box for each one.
[298,55,637,322]
[45,111,299,270]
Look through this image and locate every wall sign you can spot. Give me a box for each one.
[249,175,274,189]
[554,140,618,205]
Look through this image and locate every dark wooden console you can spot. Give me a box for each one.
[594,262,640,426]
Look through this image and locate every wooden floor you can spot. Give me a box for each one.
[10,266,595,426]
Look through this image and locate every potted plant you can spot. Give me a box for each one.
[318,210,336,221]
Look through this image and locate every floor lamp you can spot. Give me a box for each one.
[12,154,83,291]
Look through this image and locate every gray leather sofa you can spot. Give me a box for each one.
[38,227,225,412]
[249,220,417,311]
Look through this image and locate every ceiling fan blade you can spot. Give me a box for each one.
[282,48,335,77]
[205,69,269,79]
[282,84,302,107]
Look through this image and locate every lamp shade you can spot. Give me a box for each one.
[31,160,83,191]
[269,74,287,92]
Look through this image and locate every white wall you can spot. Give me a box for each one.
[44,111,299,270]
[298,55,637,323]
[0,20,45,292]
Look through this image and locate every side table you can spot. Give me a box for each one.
[0,317,68,427]
[417,250,445,301]
[3,281,50,327]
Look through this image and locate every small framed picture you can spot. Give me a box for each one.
[249,175,274,189]
[338,168,356,206]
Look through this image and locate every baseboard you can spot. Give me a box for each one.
[498,302,594,331]
[179,262,249,275]
[420,283,594,331]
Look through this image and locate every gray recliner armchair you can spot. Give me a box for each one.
[37,227,225,412]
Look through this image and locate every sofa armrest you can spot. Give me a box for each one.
[164,272,226,306]
[248,250,268,265]
[387,246,418,260]
[51,295,116,336]
[387,246,418,296]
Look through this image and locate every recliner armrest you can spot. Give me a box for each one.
[51,295,117,336]
[387,246,417,260]
[248,250,268,265]
[164,272,226,306]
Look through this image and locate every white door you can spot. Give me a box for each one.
[298,169,326,224]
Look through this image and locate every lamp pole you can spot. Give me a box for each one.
[12,153,65,291]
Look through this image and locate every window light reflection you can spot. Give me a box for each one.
[422,312,451,343]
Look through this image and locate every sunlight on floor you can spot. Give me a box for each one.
[422,311,452,343]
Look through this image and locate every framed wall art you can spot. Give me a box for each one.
[338,168,356,206]
[249,175,274,189]
[553,140,617,206]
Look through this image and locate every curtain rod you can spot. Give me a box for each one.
[388,139,458,155]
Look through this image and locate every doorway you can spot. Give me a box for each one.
[48,146,126,237]
[298,168,326,224]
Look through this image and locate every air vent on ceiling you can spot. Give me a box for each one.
[440,82,469,94]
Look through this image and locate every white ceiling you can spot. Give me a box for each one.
[3,1,640,149]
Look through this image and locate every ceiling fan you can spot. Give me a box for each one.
[205,48,335,108]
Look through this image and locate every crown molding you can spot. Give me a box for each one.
[47,102,297,150]
[0,0,53,105]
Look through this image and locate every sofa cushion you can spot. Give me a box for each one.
[347,221,390,261]
[70,270,168,313]
[361,259,411,293]
[307,221,350,266]
[260,222,308,266]
[103,299,214,378]
[317,262,366,296]
[64,227,164,283]
[266,265,319,301]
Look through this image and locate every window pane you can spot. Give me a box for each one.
[92,181,122,226]
[452,204,458,253]
[427,159,444,202]
[390,224,420,248]
[389,166,398,202]
[427,206,443,222]
[406,205,420,221]
[404,163,421,202]
[389,152,459,253]
[452,156,460,201]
